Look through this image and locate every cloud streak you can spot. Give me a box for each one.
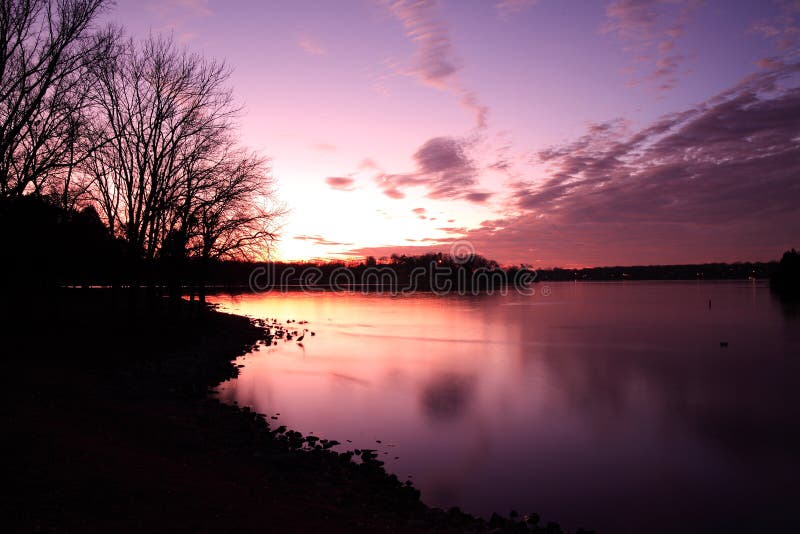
[147,0,212,40]
[167,0,212,16]
[604,0,702,92]
[385,0,488,127]
[751,0,800,61]
[298,34,328,56]
[495,0,539,19]
[313,142,337,151]
[295,235,354,247]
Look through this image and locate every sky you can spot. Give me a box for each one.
[106,0,800,267]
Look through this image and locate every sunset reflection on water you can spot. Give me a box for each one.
[211,282,800,533]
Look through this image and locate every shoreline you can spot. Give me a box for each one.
[4,289,575,533]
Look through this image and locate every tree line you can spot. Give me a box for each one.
[1,0,283,293]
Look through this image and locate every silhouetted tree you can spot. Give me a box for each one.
[84,33,239,260]
[0,0,110,198]
[191,148,283,261]
[1,5,282,297]
[771,248,800,298]
[80,32,282,304]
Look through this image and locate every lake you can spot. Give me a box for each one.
[210,281,800,533]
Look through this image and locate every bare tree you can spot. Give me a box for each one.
[86,32,283,265]
[86,33,238,260]
[191,147,284,261]
[44,78,100,212]
[0,0,110,198]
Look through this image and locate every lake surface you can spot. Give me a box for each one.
[210,282,800,533]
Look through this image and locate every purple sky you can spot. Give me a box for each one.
[107,0,800,266]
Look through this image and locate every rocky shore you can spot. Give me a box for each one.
[3,289,581,533]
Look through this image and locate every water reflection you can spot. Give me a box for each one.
[211,282,800,534]
[420,373,475,422]
[772,287,800,319]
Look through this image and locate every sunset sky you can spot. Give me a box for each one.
[107,0,800,267]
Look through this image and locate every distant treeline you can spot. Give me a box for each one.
[535,262,777,282]
[208,257,780,290]
[2,195,794,294]
[202,259,782,292]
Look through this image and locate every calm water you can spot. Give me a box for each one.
[210,282,800,533]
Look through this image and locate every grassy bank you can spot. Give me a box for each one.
[2,290,575,533]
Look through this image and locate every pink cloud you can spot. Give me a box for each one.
[325,176,356,191]
[374,136,491,202]
[382,186,405,199]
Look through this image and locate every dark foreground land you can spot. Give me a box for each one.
[2,290,571,533]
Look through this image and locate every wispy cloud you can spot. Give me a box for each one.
[312,142,337,151]
[495,0,539,19]
[750,0,800,61]
[298,34,328,56]
[147,0,212,41]
[149,0,212,18]
[603,0,703,93]
[175,0,211,16]
[295,235,354,247]
[384,0,488,127]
